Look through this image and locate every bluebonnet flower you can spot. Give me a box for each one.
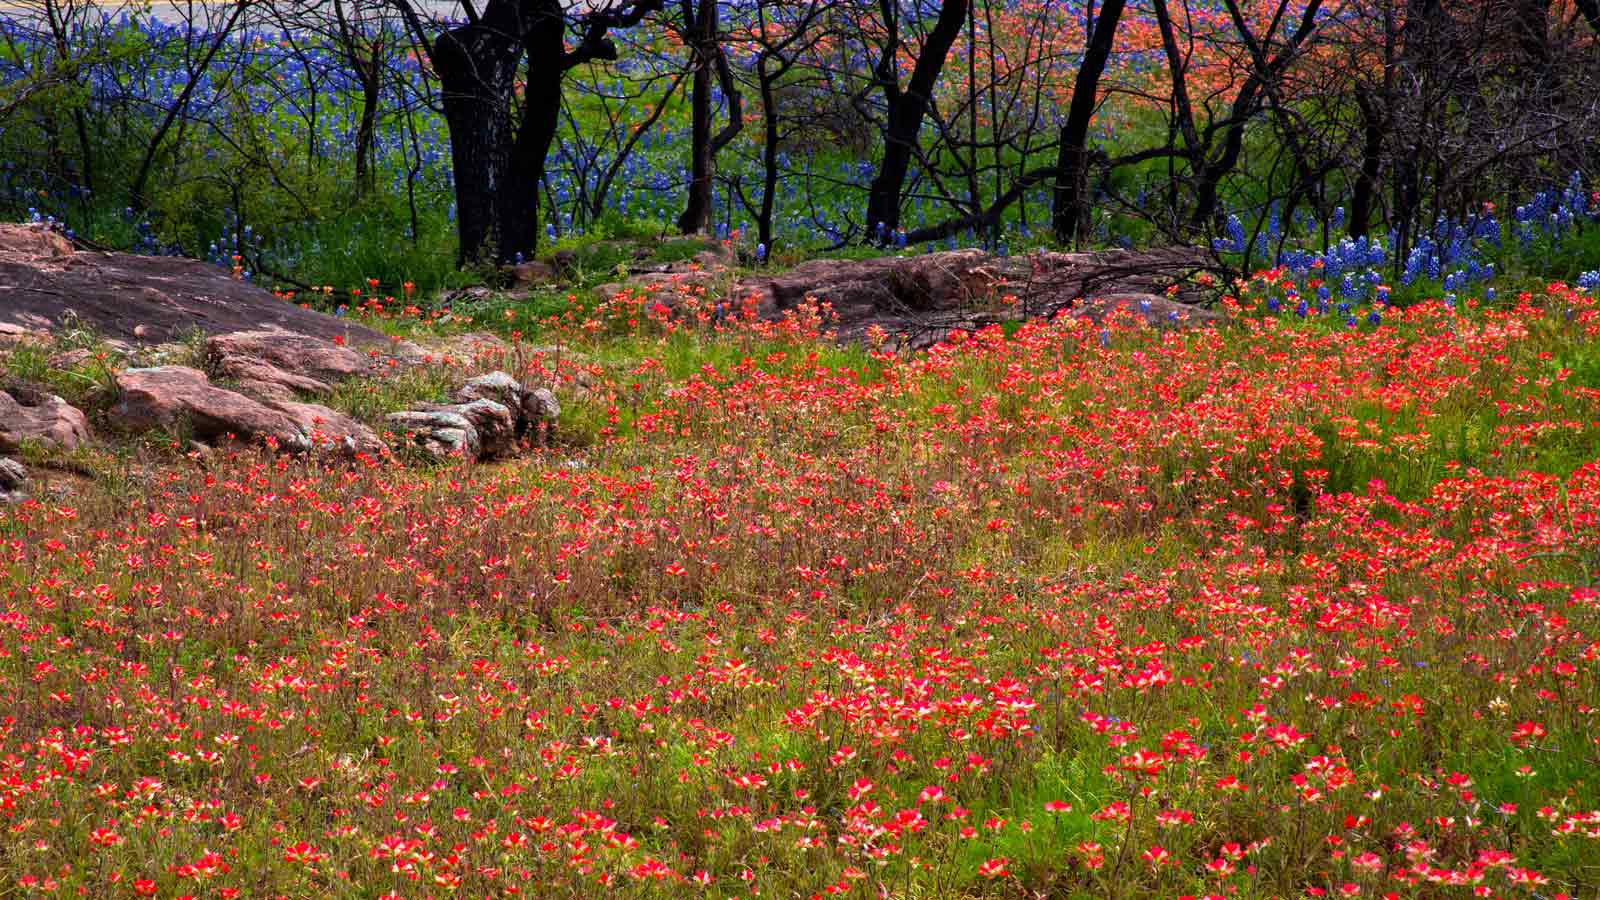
[1213,214,1247,254]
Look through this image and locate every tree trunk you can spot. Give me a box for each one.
[757,56,780,254]
[1349,91,1383,238]
[502,11,565,264]
[432,0,565,265]
[865,0,969,238]
[433,16,521,264]
[353,58,382,197]
[677,0,716,234]
[1051,0,1125,245]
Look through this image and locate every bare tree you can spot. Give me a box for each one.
[728,0,837,256]
[858,0,969,238]
[674,0,742,234]
[1051,0,1126,245]
[387,0,663,264]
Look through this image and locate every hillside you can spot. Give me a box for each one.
[2,241,1598,896]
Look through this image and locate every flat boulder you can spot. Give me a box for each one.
[0,223,386,346]
[0,386,91,453]
[111,366,378,455]
[212,356,328,401]
[206,330,370,384]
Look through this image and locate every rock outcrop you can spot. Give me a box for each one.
[111,366,381,456]
[0,385,91,453]
[0,223,386,346]
[600,245,1218,348]
[386,409,481,461]
[205,329,372,399]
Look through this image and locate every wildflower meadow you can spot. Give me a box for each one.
[4,261,1600,897]
[4,0,1600,897]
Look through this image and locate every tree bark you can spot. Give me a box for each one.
[677,0,716,233]
[864,0,969,238]
[1349,90,1384,238]
[353,57,382,196]
[432,5,526,264]
[1051,0,1125,245]
[757,54,780,253]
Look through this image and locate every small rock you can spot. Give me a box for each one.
[0,386,91,453]
[693,247,734,269]
[386,409,481,462]
[505,260,557,285]
[551,249,578,277]
[524,388,561,424]
[0,457,26,489]
[442,399,517,459]
[453,371,524,410]
[0,457,26,504]
[453,372,560,440]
